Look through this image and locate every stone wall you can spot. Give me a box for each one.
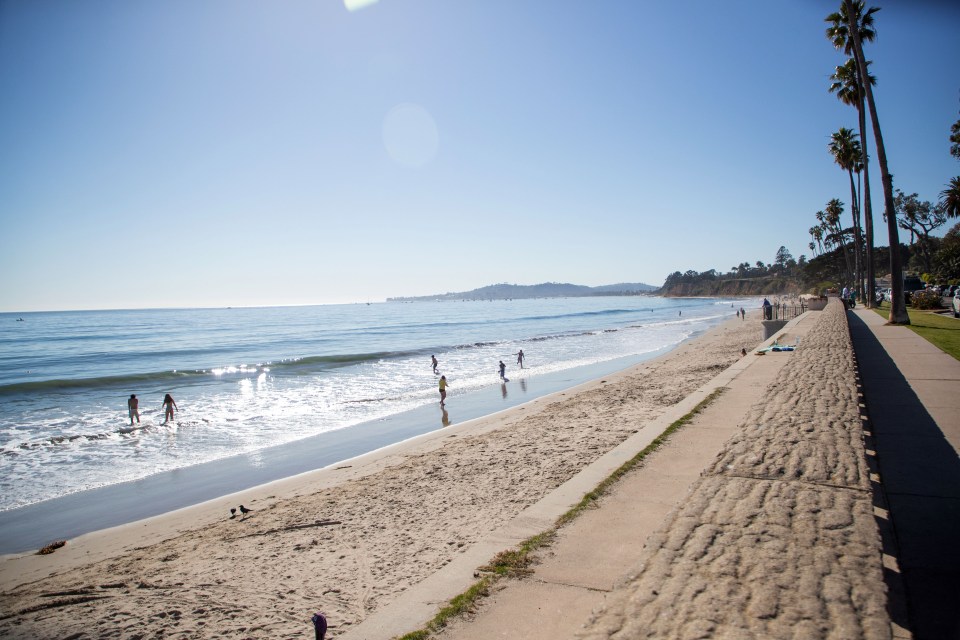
[580,299,890,639]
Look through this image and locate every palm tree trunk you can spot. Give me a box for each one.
[848,169,863,301]
[858,94,876,307]
[844,0,908,323]
[836,222,853,284]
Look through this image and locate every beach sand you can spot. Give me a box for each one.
[0,314,763,639]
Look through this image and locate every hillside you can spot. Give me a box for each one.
[658,277,802,297]
[387,281,657,302]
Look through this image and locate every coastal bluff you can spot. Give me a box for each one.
[659,276,803,297]
[580,299,889,639]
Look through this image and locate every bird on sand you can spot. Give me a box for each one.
[230,508,236,519]
[239,505,252,516]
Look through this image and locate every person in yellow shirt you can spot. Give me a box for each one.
[438,375,449,408]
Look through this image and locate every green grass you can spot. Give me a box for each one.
[872,301,960,361]
[394,387,727,640]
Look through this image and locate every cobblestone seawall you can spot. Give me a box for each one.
[580,299,890,639]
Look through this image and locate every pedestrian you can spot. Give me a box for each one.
[431,355,439,374]
[761,298,772,320]
[515,349,525,369]
[740,307,745,320]
[438,375,449,408]
[127,394,140,425]
[498,360,506,380]
[162,393,178,424]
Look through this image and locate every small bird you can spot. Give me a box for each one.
[230,508,236,519]
[239,505,252,516]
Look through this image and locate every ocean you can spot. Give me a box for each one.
[0,296,751,550]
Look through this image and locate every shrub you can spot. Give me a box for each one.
[910,288,942,310]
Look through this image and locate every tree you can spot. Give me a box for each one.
[826,1,908,323]
[824,198,853,282]
[941,177,960,219]
[829,127,864,299]
[895,190,946,275]
[774,246,794,274]
[950,99,960,160]
[934,222,960,281]
[809,224,826,256]
[829,57,878,306]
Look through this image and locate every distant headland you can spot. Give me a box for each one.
[387,282,657,302]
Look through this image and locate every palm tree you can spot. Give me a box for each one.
[829,57,877,306]
[941,177,960,219]
[825,198,853,283]
[826,1,908,323]
[829,128,864,300]
[809,226,825,255]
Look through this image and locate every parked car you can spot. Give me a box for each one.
[903,276,926,304]
[954,294,960,318]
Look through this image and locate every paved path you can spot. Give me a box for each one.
[848,308,960,640]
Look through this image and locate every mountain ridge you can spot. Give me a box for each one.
[387,281,657,302]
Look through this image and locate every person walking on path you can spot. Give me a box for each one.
[162,393,178,424]
[498,360,507,381]
[514,349,525,369]
[431,355,439,374]
[438,375,449,408]
[127,394,140,425]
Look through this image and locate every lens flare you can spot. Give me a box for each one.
[382,103,439,168]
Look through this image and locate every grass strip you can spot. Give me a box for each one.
[395,387,726,640]
[872,301,960,361]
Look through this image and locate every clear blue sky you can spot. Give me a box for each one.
[2,0,958,311]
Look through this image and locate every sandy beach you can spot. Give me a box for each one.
[0,314,763,639]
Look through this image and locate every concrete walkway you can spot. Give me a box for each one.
[848,308,960,640]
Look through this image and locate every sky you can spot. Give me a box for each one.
[1,0,959,312]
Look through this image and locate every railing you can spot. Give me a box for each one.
[762,302,806,321]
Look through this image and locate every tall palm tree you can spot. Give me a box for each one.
[941,177,960,219]
[826,1,908,323]
[829,57,877,306]
[829,128,864,300]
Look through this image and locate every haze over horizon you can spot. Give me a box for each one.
[2,1,958,312]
